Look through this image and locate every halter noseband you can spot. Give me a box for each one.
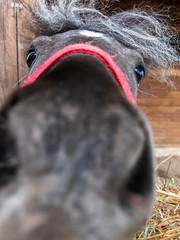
[23,44,135,104]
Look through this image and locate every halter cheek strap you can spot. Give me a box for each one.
[23,44,135,104]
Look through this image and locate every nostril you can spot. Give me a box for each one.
[127,143,154,195]
[0,166,18,188]
[119,131,155,208]
[0,125,18,188]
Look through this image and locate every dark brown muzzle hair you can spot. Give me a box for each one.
[0,46,155,240]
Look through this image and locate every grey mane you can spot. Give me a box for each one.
[35,0,179,75]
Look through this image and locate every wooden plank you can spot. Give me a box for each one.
[149,122,180,130]
[0,0,18,106]
[154,136,180,144]
[139,106,180,114]
[138,97,180,106]
[17,0,35,86]
[147,114,180,121]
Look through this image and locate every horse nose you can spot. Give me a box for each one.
[0,58,155,239]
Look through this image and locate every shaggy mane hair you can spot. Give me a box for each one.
[34,0,179,81]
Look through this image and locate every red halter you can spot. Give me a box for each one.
[23,44,135,104]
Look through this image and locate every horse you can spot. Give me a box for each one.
[0,1,179,239]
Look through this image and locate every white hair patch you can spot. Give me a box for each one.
[80,30,104,38]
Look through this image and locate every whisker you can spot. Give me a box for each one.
[138,89,157,97]
[13,75,28,88]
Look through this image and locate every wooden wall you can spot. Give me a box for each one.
[0,0,179,177]
[0,0,34,106]
[138,69,180,147]
[0,0,18,104]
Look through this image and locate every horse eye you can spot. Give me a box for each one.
[27,47,37,68]
[134,64,145,84]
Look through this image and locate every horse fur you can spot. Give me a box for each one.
[35,0,180,73]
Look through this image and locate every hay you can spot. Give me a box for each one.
[134,177,180,240]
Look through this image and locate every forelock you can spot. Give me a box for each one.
[34,0,180,83]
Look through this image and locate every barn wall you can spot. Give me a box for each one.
[0,0,34,106]
[17,1,35,85]
[0,0,18,104]
[137,69,180,178]
[0,0,179,177]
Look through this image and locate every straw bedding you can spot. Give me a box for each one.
[135,177,180,239]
